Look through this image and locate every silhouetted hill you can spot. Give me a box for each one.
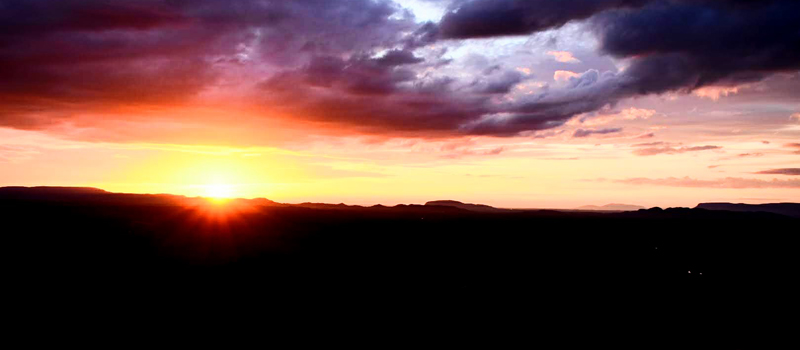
[0,186,107,198]
[697,202,800,218]
[296,202,363,210]
[577,203,645,211]
[0,186,281,208]
[425,200,507,212]
[2,185,797,340]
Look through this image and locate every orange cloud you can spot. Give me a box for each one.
[547,51,580,63]
[553,70,581,82]
[692,85,747,100]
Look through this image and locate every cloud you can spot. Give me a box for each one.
[440,143,507,158]
[791,113,800,123]
[0,144,40,162]
[547,51,580,63]
[756,168,800,176]
[433,0,800,134]
[464,69,623,135]
[737,153,764,158]
[578,107,655,126]
[615,176,800,189]
[573,127,622,138]
[633,145,721,156]
[374,49,425,67]
[0,0,424,127]
[2,0,800,139]
[553,70,581,82]
[438,0,648,39]
[632,141,667,147]
[786,143,800,154]
[692,85,746,100]
[472,69,526,94]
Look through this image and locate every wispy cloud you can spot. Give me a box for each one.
[633,145,721,156]
[756,168,800,176]
[577,108,656,127]
[737,153,764,158]
[573,128,622,138]
[692,85,748,100]
[615,177,800,188]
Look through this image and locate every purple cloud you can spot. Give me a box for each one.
[756,168,800,176]
[1,0,799,139]
[431,0,800,135]
[573,127,623,138]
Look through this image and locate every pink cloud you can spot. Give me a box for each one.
[547,51,580,63]
[633,145,721,156]
[553,70,581,82]
[692,85,747,100]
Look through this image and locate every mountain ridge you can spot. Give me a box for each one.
[696,202,800,218]
[424,200,507,212]
[577,203,646,211]
[3,187,799,218]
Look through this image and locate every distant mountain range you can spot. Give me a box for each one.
[2,187,799,219]
[425,200,508,213]
[577,204,646,211]
[696,202,800,218]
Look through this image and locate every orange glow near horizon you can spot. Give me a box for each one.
[1,126,799,209]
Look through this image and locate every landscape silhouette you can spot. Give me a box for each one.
[3,186,797,343]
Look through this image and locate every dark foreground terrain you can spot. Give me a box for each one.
[2,187,798,343]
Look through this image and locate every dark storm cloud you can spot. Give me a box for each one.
[431,0,800,135]
[573,127,622,138]
[0,0,420,128]
[295,54,418,95]
[2,0,800,138]
[374,49,425,67]
[259,58,490,134]
[757,168,800,176]
[594,1,800,88]
[438,0,648,39]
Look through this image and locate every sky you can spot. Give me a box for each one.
[1,0,799,208]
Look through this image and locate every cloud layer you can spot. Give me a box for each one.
[616,177,800,189]
[757,168,800,176]
[1,0,799,138]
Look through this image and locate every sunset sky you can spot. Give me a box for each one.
[1,0,799,208]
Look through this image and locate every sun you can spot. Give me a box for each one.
[204,183,234,200]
